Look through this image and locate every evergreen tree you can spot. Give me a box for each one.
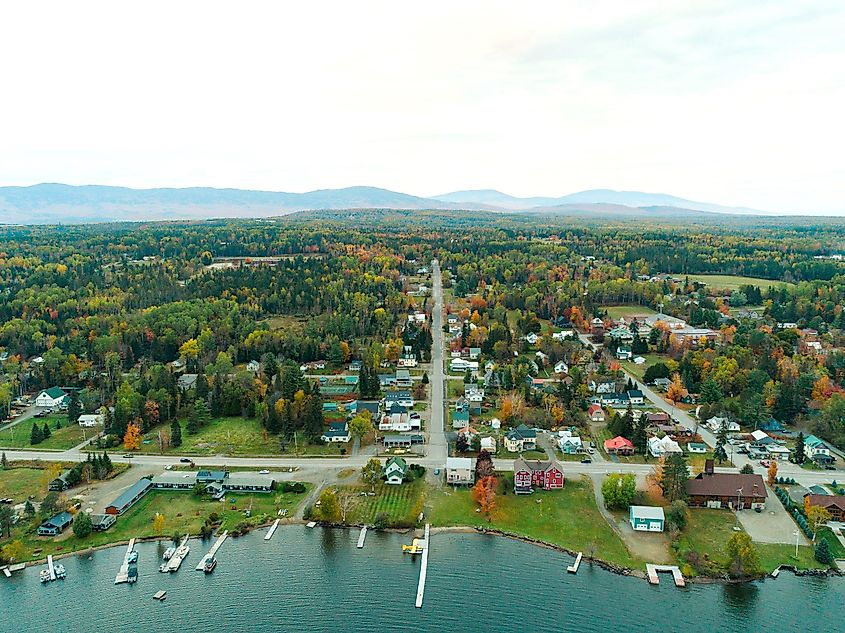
[699,379,723,404]
[170,419,183,447]
[103,407,114,435]
[196,372,209,401]
[101,451,113,474]
[42,422,51,439]
[73,510,93,538]
[421,372,429,385]
[1,452,7,469]
[815,538,833,565]
[660,452,689,502]
[714,422,729,464]
[266,398,281,435]
[794,431,806,465]
[304,395,324,439]
[30,423,43,444]
[67,390,82,423]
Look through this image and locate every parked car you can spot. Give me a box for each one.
[180,457,193,463]
[259,469,270,475]
[580,458,592,464]
[122,454,134,459]
[759,460,771,467]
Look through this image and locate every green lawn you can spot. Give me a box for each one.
[688,274,794,292]
[622,353,665,380]
[338,479,426,527]
[3,486,310,562]
[137,417,346,457]
[428,475,640,569]
[676,509,824,575]
[0,417,90,450]
[604,305,658,320]
[0,467,45,500]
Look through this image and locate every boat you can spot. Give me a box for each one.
[162,546,176,560]
[159,562,170,573]
[175,544,190,559]
[54,564,66,579]
[127,564,138,584]
[203,556,217,574]
[127,550,139,564]
[402,538,425,555]
[39,569,51,583]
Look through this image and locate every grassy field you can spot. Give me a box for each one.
[676,508,824,575]
[0,417,90,450]
[0,467,46,500]
[338,479,426,527]
[428,475,641,569]
[688,274,795,292]
[622,353,665,380]
[137,417,346,457]
[604,305,658,320]
[3,486,311,562]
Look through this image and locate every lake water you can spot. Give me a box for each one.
[1,527,843,633]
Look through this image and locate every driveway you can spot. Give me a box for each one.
[736,486,810,545]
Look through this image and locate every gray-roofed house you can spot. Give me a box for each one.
[37,511,74,536]
[105,478,154,515]
[177,373,199,391]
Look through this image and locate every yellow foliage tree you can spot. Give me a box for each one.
[153,512,165,535]
[767,460,778,485]
[41,462,64,492]
[666,373,688,404]
[123,421,142,451]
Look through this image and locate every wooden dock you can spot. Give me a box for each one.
[153,590,167,601]
[196,531,228,570]
[264,519,280,541]
[567,552,583,574]
[646,564,685,587]
[2,567,10,578]
[306,521,317,528]
[415,524,430,608]
[114,538,136,584]
[357,526,367,549]
[47,555,56,581]
[166,536,190,572]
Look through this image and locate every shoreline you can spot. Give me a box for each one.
[15,519,842,586]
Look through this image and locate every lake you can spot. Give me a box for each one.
[1,527,843,632]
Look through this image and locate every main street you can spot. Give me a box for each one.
[426,259,448,464]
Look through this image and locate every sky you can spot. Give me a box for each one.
[1,1,844,214]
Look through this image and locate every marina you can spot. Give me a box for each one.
[114,539,137,584]
[196,531,228,571]
[264,519,280,541]
[357,526,367,549]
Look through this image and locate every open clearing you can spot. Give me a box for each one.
[0,418,89,450]
[604,305,658,320]
[688,274,794,292]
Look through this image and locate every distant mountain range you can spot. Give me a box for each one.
[0,183,767,224]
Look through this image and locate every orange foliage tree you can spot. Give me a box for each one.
[666,373,688,404]
[123,421,142,451]
[472,476,497,522]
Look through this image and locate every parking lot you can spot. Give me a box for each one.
[736,487,810,545]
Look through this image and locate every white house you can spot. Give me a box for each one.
[766,444,791,461]
[35,387,67,408]
[450,358,479,373]
[554,360,569,375]
[246,360,260,373]
[464,388,484,403]
[489,418,501,430]
[648,436,682,458]
[480,436,496,452]
[379,412,411,432]
[383,457,408,485]
[77,413,104,428]
[525,332,540,345]
[397,357,418,368]
[627,390,645,406]
[535,351,549,365]
[321,422,351,443]
[552,330,575,341]
[558,435,583,454]
[445,457,475,485]
[706,417,740,433]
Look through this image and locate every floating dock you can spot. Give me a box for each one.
[153,590,167,601]
[306,521,317,528]
[2,567,9,578]
[646,564,685,587]
[114,538,137,584]
[196,531,228,570]
[357,526,367,549]
[567,552,583,574]
[265,519,280,541]
[166,536,190,572]
[415,524,430,608]
[47,555,56,582]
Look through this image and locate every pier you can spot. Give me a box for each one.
[47,555,56,582]
[567,552,582,574]
[415,524,430,608]
[264,519,280,541]
[357,526,367,549]
[196,531,228,570]
[646,564,685,587]
[166,536,190,572]
[114,538,137,584]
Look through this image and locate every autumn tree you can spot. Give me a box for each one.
[475,449,495,480]
[472,476,497,522]
[123,421,142,451]
[767,460,778,486]
[317,488,341,522]
[726,532,761,578]
[666,373,688,405]
[601,473,637,509]
[153,512,166,535]
[806,505,832,541]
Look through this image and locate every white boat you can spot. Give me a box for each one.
[54,564,66,579]
[162,546,176,560]
[175,544,190,559]
[39,569,51,583]
[158,562,170,573]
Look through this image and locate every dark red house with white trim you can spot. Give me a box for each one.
[513,456,564,493]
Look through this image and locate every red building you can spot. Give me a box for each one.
[513,456,564,494]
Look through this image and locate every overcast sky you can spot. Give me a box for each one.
[1,1,844,214]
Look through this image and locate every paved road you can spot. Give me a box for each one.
[427,259,448,466]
